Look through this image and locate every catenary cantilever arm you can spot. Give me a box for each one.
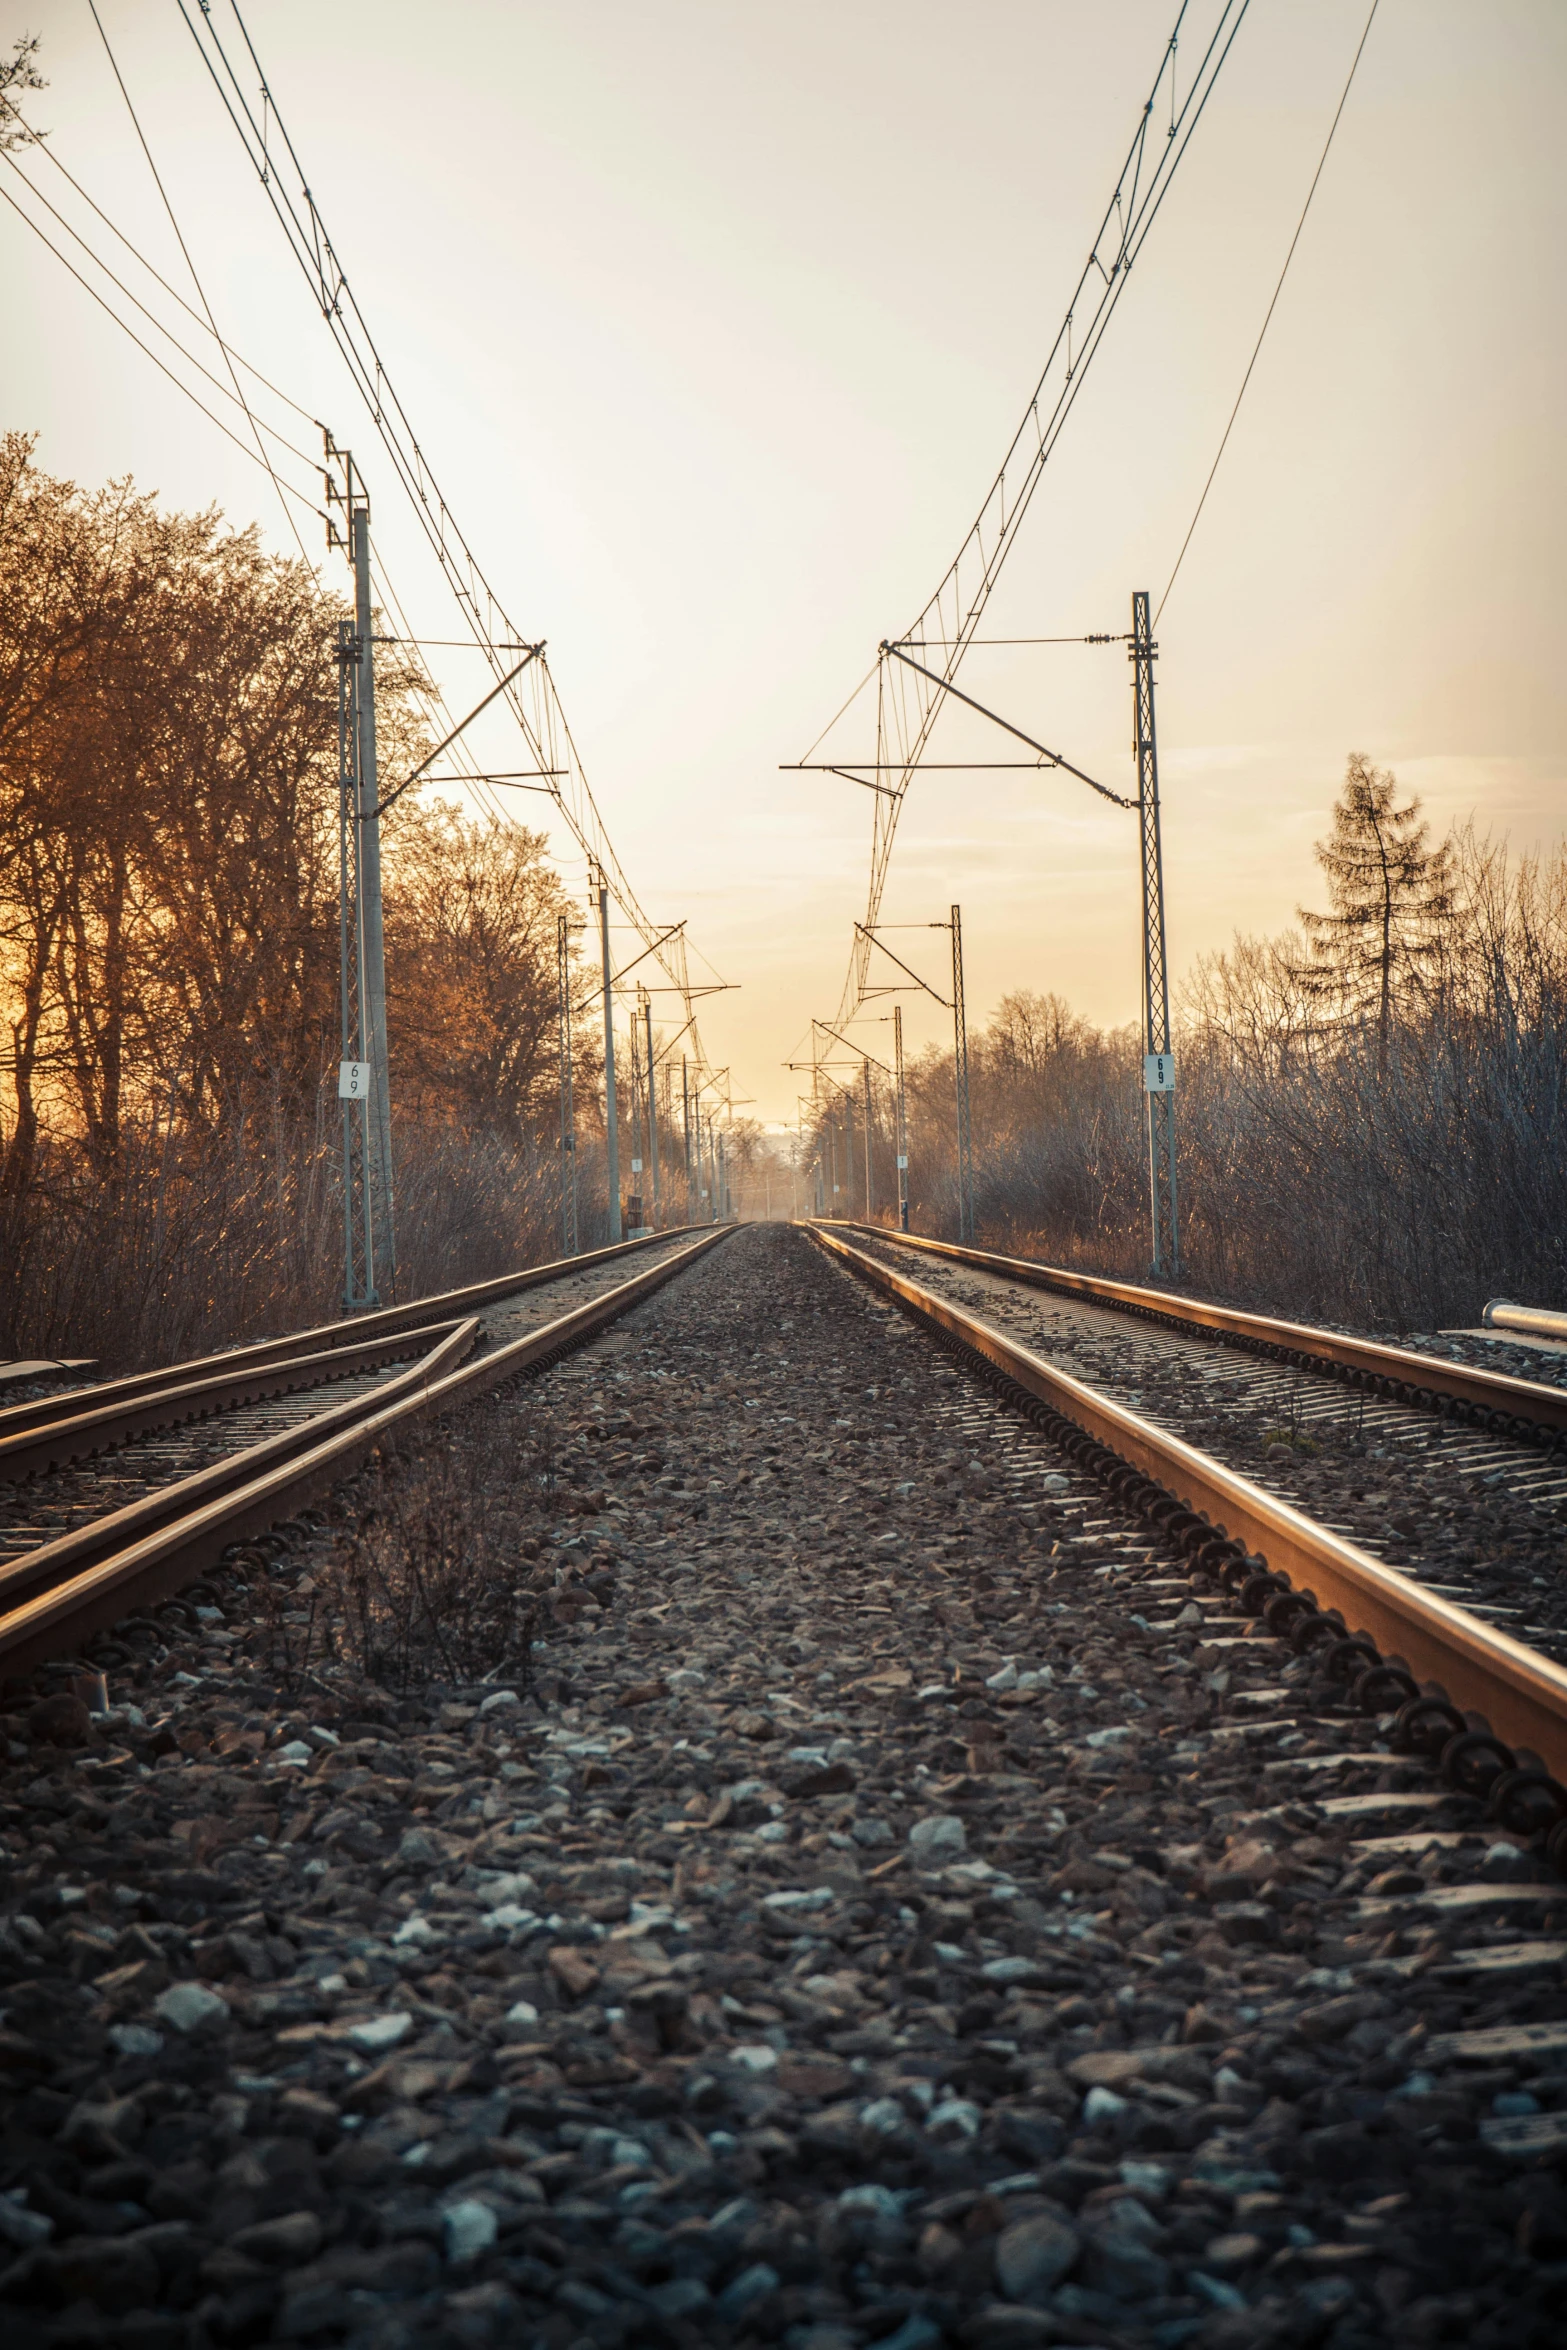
[370,645,544,819]
[880,641,1133,810]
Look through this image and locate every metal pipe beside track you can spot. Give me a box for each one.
[1485,1299,1567,1344]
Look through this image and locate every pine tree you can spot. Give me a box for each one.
[1298,753,1454,1058]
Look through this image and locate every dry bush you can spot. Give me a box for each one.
[313,1405,550,1693]
[827,832,1567,1329]
[0,1116,613,1371]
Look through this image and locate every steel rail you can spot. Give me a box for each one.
[811,1224,1567,1782]
[0,1319,481,1619]
[0,1226,733,1682]
[0,1322,469,1488]
[0,1226,696,1450]
[820,1222,1567,1441]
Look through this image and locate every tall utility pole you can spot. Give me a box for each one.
[1131,591,1179,1279]
[557,911,578,1256]
[331,446,395,1310]
[335,615,373,1308]
[596,867,622,1243]
[894,1003,909,1232]
[951,903,974,1244]
[841,1088,855,1214]
[681,1057,693,1221]
[627,1002,644,1234]
[861,1058,874,1220]
[643,992,660,1231]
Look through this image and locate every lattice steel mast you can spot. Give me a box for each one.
[1131,591,1179,1276]
[331,447,395,1309]
[950,906,975,1244]
[557,911,578,1256]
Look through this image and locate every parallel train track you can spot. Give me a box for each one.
[0,1227,729,1683]
[810,1222,1567,1885]
[3,1221,1567,2332]
[9,1211,1567,1881]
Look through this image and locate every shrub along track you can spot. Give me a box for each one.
[0,1223,1564,2350]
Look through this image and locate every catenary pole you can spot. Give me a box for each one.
[842,1087,854,1216]
[951,904,974,1243]
[332,448,392,1311]
[335,606,373,1309]
[597,869,622,1243]
[894,1003,910,1231]
[557,911,578,1255]
[352,496,395,1292]
[627,1001,644,1233]
[644,991,660,1231]
[1131,591,1180,1277]
[862,1057,874,1220]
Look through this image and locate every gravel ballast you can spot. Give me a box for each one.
[0,1224,1563,2349]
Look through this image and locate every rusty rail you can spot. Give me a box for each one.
[820,1220,1567,1441]
[812,1223,1567,1784]
[0,1225,698,1450]
[0,1227,732,1682]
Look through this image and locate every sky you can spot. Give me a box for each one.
[4,0,1563,1125]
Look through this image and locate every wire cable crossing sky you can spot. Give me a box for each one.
[1,0,1560,1125]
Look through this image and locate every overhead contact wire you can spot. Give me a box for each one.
[0,178,324,514]
[0,148,318,469]
[87,0,311,562]
[1155,0,1382,625]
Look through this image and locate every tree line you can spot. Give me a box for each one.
[813,758,1567,1330]
[7,439,1559,1352]
[0,438,607,1362]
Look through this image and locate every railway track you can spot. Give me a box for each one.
[825,1222,1567,1659]
[811,1218,1567,1839]
[0,1228,724,1687]
[0,1223,1564,2347]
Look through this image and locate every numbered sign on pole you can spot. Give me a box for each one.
[338,1060,371,1100]
[1143,1051,1175,1094]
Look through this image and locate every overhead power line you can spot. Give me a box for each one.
[176,0,726,1086]
[1155,0,1382,625]
[0,149,319,473]
[20,105,319,424]
[0,172,324,515]
[86,0,310,561]
[802,1,1253,1031]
